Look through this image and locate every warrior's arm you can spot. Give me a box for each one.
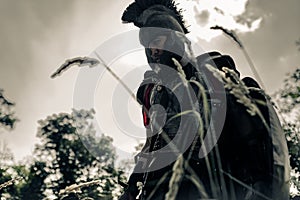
[121,75,156,199]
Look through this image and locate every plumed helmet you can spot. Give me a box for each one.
[122,0,189,34]
[122,0,190,68]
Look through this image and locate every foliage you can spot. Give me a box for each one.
[275,68,300,113]
[274,68,300,195]
[0,109,126,199]
[0,89,18,130]
[0,89,126,199]
[0,167,19,199]
[0,144,25,200]
[18,161,49,200]
[25,109,125,199]
[0,89,20,199]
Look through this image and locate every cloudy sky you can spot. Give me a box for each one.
[0,0,299,162]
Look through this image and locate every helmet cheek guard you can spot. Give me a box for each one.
[140,28,186,66]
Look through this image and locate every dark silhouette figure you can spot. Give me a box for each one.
[119,1,290,199]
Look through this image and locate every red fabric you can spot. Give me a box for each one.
[142,84,154,126]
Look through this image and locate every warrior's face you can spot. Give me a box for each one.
[148,35,167,63]
[122,1,189,71]
[141,30,185,72]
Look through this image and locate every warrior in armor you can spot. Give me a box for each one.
[119,1,290,199]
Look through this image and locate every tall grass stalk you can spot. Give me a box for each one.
[0,176,22,191]
[211,25,265,89]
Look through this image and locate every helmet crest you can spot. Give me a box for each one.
[122,0,189,34]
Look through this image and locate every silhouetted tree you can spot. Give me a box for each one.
[274,68,300,196]
[0,89,20,199]
[21,109,125,199]
[0,89,18,130]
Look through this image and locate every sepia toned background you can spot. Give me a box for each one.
[0,0,299,162]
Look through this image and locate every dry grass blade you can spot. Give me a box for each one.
[59,180,101,196]
[210,26,243,48]
[165,155,184,200]
[221,170,273,200]
[146,172,170,200]
[206,64,270,132]
[51,57,100,78]
[0,176,23,191]
[52,54,137,104]
[94,52,136,102]
[210,25,265,89]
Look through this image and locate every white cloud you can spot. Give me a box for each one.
[177,0,262,41]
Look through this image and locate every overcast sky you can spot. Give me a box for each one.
[0,0,299,162]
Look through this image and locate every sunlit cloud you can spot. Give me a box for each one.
[177,0,262,41]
